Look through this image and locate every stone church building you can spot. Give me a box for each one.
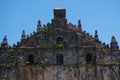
[0,7,120,80]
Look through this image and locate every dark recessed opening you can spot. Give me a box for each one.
[56,54,63,65]
[28,54,34,64]
[86,53,92,63]
[56,37,63,43]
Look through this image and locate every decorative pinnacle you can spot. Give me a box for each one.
[94,30,98,38]
[21,30,26,40]
[78,20,81,26]
[22,30,25,35]
[1,35,9,47]
[37,20,42,29]
[94,30,99,42]
[78,20,82,32]
[111,36,116,42]
[110,36,119,49]
[3,35,7,43]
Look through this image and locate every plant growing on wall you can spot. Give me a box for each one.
[7,49,14,53]
[7,49,15,59]
[55,43,64,48]
[81,61,86,64]
[15,59,26,66]
[55,28,63,31]
[37,25,48,33]
[36,56,44,65]
[42,26,48,33]
[41,41,46,47]
[37,28,42,33]
[55,38,68,48]
[63,38,68,44]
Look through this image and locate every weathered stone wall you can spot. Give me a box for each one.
[1,47,120,66]
[17,48,79,65]
[96,65,120,80]
[0,65,120,80]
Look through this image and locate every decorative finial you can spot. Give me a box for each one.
[111,36,116,42]
[37,20,42,32]
[110,36,119,49]
[94,30,99,42]
[1,35,9,48]
[78,20,82,32]
[95,30,98,38]
[21,30,26,40]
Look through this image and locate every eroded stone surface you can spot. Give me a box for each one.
[0,65,120,80]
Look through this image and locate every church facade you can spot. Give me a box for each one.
[0,8,120,80]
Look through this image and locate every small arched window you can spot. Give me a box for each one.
[56,37,63,44]
[56,54,63,65]
[86,53,92,64]
[28,54,34,64]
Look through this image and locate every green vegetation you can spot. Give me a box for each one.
[7,49,14,53]
[81,61,93,64]
[42,41,46,47]
[81,61,86,64]
[42,26,48,32]
[55,43,64,48]
[89,61,93,64]
[37,26,48,33]
[7,49,15,59]
[55,28,63,31]
[10,56,15,59]
[37,28,42,33]
[35,56,44,65]
[15,59,25,66]
[63,38,67,44]
[6,49,45,66]
[55,38,68,48]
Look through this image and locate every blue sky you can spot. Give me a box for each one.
[0,0,120,47]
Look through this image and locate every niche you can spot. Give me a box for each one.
[56,54,63,65]
[56,37,63,43]
[28,54,34,64]
[86,53,92,64]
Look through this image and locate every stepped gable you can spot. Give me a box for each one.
[15,8,110,50]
